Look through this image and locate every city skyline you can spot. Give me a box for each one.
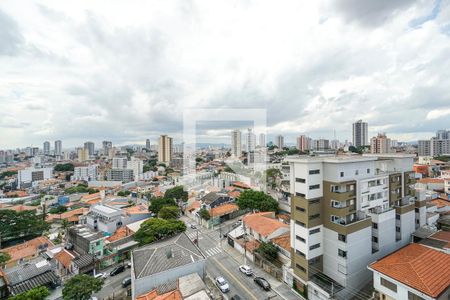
[1,1,450,148]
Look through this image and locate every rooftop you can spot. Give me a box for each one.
[243,212,289,238]
[370,243,450,298]
[210,203,239,217]
[69,224,104,241]
[132,232,205,279]
[2,236,54,263]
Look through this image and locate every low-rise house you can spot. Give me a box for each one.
[1,236,53,269]
[242,212,289,242]
[46,207,89,223]
[4,257,60,297]
[417,178,445,193]
[368,243,450,300]
[54,249,76,279]
[131,233,206,299]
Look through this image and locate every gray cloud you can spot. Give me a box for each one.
[0,9,23,55]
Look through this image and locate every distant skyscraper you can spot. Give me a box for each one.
[102,141,112,155]
[84,141,95,156]
[158,135,173,163]
[259,133,266,147]
[296,135,310,152]
[276,135,284,149]
[436,130,450,140]
[245,128,256,152]
[146,139,151,149]
[43,141,50,155]
[352,120,368,147]
[77,148,90,162]
[231,129,242,157]
[54,140,62,156]
[313,139,329,151]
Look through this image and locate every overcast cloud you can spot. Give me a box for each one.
[0,0,449,148]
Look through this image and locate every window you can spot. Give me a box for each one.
[309,198,321,205]
[396,226,400,232]
[408,291,425,300]
[367,168,370,174]
[338,249,347,258]
[296,206,305,212]
[338,234,346,242]
[296,178,306,183]
[380,278,397,292]
[309,184,320,190]
[340,172,344,177]
[296,235,306,243]
[396,214,400,220]
[309,169,320,175]
[296,264,306,272]
[295,221,306,227]
[414,208,419,213]
[309,214,320,220]
[372,223,378,229]
[309,243,320,250]
[372,236,378,243]
[296,250,305,257]
[309,228,320,235]
[296,192,305,197]
[355,170,359,175]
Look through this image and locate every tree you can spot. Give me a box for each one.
[164,186,188,202]
[158,206,180,219]
[134,218,186,245]
[0,210,50,243]
[149,197,177,214]
[0,170,17,179]
[0,252,11,265]
[9,286,50,300]
[49,205,68,214]
[64,184,99,195]
[117,190,131,197]
[62,274,103,300]
[257,241,278,260]
[266,168,282,189]
[198,208,210,220]
[236,190,278,212]
[54,163,74,172]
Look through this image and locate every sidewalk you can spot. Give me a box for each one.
[222,243,301,300]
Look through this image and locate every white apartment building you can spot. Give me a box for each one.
[231,129,242,157]
[112,157,128,169]
[18,167,53,188]
[43,141,50,155]
[352,120,368,147]
[127,157,143,181]
[54,140,62,156]
[259,133,266,148]
[276,135,284,149]
[72,165,99,181]
[287,154,417,300]
[245,128,256,152]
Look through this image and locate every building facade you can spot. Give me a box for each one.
[231,129,242,157]
[54,140,62,156]
[287,154,417,299]
[276,135,285,149]
[158,135,173,163]
[370,133,391,154]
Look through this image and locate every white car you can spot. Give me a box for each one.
[239,265,253,276]
[215,276,230,293]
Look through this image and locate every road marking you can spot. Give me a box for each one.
[211,256,258,300]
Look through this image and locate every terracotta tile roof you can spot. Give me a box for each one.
[1,205,37,212]
[5,191,28,197]
[2,236,54,263]
[243,212,289,237]
[47,207,88,221]
[232,181,251,189]
[125,204,149,215]
[429,231,450,243]
[228,190,241,199]
[277,214,290,223]
[137,289,182,300]
[370,243,450,298]
[186,200,200,212]
[81,192,101,202]
[106,227,129,242]
[245,239,260,253]
[430,199,450,209]
[210,203,239,217]
[54,249,75,268]
[271,232,291,251]
[417,178,445,184]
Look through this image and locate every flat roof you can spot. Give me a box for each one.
[285,155,377,164]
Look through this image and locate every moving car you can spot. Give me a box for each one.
[110,265,125,276]
[238,265,253,276]
[254,277,271,291]
[215,276,230,293]
[190,224,197,229]
[122,277,132,288]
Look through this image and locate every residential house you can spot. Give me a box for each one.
[54,249,76,279]
[242,212,289,242]
[368,243,450,300]
[131,233,206,300]
[1,236,54,269]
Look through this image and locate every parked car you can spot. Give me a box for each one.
[93,272,107,279]
[110,265,125,276]
[254,277,271,291]
[215,276,230,293]
[230,295,241,300]
[126,262,132,268]
[190,224,197,229]
[238,265,253,276]
[122,277,132,288]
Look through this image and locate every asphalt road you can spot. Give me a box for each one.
[93,266,131,299]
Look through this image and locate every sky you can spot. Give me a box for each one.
[1,0,450,149]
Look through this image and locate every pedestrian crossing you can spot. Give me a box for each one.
[186,231,199,240]
[203,246,222,257]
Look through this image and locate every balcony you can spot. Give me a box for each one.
[329,211,372,235]
[330,190,356,201]
[394,197,415,214]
